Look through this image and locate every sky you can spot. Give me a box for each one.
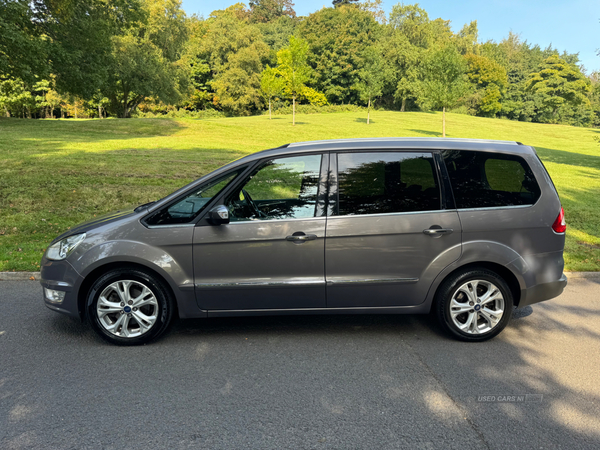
[181,0,600,75]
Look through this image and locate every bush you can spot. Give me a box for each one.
[133,109,226,119]
[267,103,366,116]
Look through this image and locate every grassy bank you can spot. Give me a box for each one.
[1,111,599,271]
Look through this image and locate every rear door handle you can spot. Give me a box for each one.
[286,232,317,243]
[423,227,454,238]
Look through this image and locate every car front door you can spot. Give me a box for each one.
[325,151,462,308]
[193,153,328,311]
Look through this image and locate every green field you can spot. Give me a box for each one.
[1,111,599,272]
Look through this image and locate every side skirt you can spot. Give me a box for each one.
[205,303,432,318]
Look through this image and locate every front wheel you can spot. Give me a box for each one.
[435,269,513,342]
[87,268,174,345]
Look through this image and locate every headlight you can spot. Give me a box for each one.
[46,233,86,260]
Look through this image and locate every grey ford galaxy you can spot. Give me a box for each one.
[40,138,568,345]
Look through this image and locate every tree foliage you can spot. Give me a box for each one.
[300,5,380,104]
[249,0,296,23]
[191,7,269,115]
[355,46,384,123]
[276,35,311,124]
[418,45,470,136]
[0,0,48,83]
[526,54,591,121]
[465,54,507,117]
[1,0,598,127]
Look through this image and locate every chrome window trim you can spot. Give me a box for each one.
[226,216,327,225]
[196,279,325,289]
[327,277,419,286]
[456,204,533,212]
[144,223,196,229]
[326,209,457,220]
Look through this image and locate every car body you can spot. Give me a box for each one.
[40,138,567,344]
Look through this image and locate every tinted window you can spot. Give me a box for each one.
[227,154,322,221]
[337,152,441,216]
[145,170,242,225]
[442,150,541,208]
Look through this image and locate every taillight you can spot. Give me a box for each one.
[552,207,566,233]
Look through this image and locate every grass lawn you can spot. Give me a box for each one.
[1,110,599,272]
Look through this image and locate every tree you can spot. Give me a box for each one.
[101,0,190,118]
[191,8,269,115]
[0,0,48,83]
[358,0,386,24]
[45,89,67,118]
[299,5,380,104]
[257,15,297,55]
[388,3,431,48]
[526,54,591,121]
[465,54,507,117]
[142,0,189,62]
[261,66,284,119]
[356,47,384,124]
[276,36,311,125]
[418,45,470,137]
[35,0,145,100]
[211,45,266,115]
[332,0,359,6]
[249,0,296,23]
[455,21,479,55]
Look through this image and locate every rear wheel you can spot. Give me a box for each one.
[87,268,174,345]
[435,269,512,342]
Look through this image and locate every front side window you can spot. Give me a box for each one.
[226,154,322,222]
[336,152,441,216]
[145,170,243,225]
[442,150,541,208]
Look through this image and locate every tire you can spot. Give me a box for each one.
[87,268,174,346]
[434,268,513,342]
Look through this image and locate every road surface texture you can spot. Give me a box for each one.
[1,278,599,449]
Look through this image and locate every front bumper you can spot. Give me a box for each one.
[518,273,568,308]
[40,257,85,319]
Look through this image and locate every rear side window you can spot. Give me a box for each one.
[337,152,441,215]
[442,150,540,209]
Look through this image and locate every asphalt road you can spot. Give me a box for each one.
[1,278,599,450]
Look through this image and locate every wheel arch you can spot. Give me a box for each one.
[430,261,521,311]
[77,261,179,321]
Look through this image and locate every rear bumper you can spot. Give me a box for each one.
[518,273,568,308]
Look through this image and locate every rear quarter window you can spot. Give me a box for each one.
[442,150,541,209]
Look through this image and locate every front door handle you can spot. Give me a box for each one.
[286,232,317,243]
[423,226,454,238]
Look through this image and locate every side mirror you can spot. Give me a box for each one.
[208,205,230,225]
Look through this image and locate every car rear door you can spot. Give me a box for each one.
[325,150,462,308]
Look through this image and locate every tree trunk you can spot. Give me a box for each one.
[401,97,406,112]
[98,105,102,119]
[367,98,371,125]
[292,96,295,126]
[442,106,446,138]
[122,90,129,118]
[269,99,272,120]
